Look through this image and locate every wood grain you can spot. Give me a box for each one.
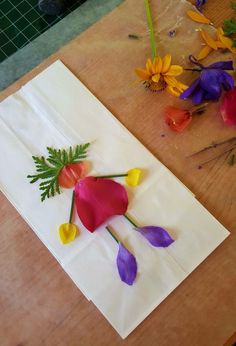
[0,1,236,345]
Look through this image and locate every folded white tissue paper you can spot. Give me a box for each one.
[0,60,229,338]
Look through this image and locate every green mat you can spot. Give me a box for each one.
[0,0,86,63]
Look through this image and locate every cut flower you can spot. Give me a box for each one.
[135,55,188,96]
[180,56,234,104]
[59,223,78,244]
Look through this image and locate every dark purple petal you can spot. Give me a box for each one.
[136,226,174,247]
[200,69,222,99]
[180,79,200,100]
[116,243,137,285]
[206,61,234,71]
[192,88,204,105]
[220,71,234,91]
[196,0,206,11]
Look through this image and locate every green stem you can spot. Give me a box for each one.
[69,191,75,223]
[124,214,138,228]
[96,174,128,179]
[145,0,157,58]
[106,226,119,243]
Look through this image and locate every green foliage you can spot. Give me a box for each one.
[27,143,90,201]
[223,18,236,36]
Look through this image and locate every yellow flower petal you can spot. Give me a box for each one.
[152,73,160,83]
[200,30,217,50]
[166,85,182,97]
[215,40,225,48]
[187,10,212,24]
[154,56,163,73]
[217,27,236,53]
[164,65,183,76]
[146,58,154,74]
[135,68,151,80]
[125,168,142,187]
[164,75,178,87]
[162,54,172,73]
[59,223,78,244]
[197,45,213,60]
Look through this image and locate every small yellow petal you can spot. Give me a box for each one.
[135,68,151,80]
[215,40,225,48]
[164,75,178,87]
[146,58,154,74]
[164,65,183,76]
[200,30,217,50]
[59,223,78,244]
[166,85,182,97]
[197,45,213,60]
[125,168,142,187]
[162,54,172,73]
[217,27,236,52]
[154,56,163,73]
[152,74,160,83]
[187,10,212,24]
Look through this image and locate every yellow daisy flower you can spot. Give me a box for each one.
[197,28,236,60]
[135,54,188,96]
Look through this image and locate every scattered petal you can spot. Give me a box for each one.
[58,162,87,188]
[136,226,174,247]
[197,45,213,60]
[200,30,217,49]
[152,74,160,83]
[165,106,192,132]
[187,10,212,24]
[125,168,142,186]
[59,223,78,244]
[116,243,137,285]
[220,87,236,125]
[74,177,128,232]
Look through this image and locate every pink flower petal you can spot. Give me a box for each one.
[220,87,236,126]
[74,177,128,232]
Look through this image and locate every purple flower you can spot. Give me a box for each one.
[196,0,206,11]
[116,243,137,285]
[136,226,174,247]
[180,56,234,105]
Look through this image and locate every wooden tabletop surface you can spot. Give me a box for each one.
[0,1,236,345]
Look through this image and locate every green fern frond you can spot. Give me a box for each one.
[27,143,90,201]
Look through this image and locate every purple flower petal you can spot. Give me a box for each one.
[207,61,234,71]
[136,226,174,247]
[116,243,137,285]
[192,88,204,105]
[180,79,200,100]
[220,71,234,91]
[200,69,222,99]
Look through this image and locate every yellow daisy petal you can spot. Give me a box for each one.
[200,30,217,50]
[135,68,151,80]
[146,58,154,74]
[154,56,163,73]
[215,40,225,48]
[162,54,172,73]
[217,27,236,52]
[125,168,142,187]
[166,85,182,97]
[164,65,183,76]
[164,75,178,87]
[152,73,160,83]
[187,10,212,24]
[197,45,213,60]
[59,223,78,244]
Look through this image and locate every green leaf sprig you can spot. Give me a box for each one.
[223,2,236,46]
[27,143,90,201]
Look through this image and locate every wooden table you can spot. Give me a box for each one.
[0,1,235,345]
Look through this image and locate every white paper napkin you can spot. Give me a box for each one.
[0,60,229,338]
